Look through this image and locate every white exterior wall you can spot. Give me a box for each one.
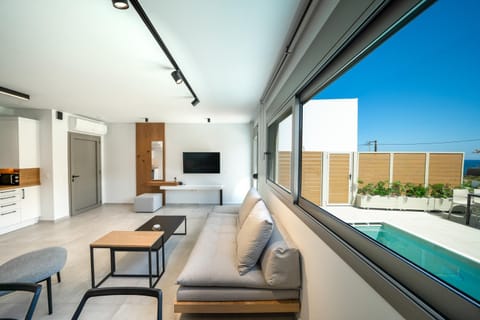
[302,98,358,152]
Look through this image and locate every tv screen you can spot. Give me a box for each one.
[183,152,220,174]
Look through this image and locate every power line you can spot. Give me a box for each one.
[360,138,480,147]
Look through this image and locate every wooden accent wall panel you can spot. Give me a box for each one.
[428,153,463,186]
[136,123,165,196]
[392,153,426,184]
[358,153,390,185]
[329,154,350,204]
[278,151,291,191]
[301,151,322,206]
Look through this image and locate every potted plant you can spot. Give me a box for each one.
[354,181,453,211]
[429,183,453,211]
[399,183,429,211]
[355,180,400,209]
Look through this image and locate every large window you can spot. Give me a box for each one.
[271,0,480,318]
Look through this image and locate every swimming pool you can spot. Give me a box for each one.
[353,223,480,302]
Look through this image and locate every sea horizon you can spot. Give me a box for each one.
[464,159,480,175]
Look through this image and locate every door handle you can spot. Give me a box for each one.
[72,175,80,182]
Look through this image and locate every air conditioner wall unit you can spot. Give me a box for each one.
[69,117,107,135]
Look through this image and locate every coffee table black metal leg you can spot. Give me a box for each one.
[110,249,116,274]
[161,235,165,277]
[156,249,159,279]
[91,248,114,288]
[148,248,152,288]
[90,247,95,288]
[173,218,187,235]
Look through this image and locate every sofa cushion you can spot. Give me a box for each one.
[237,188,262,228]
[260,220,301,288]
[236,201,273,275]
[177,213,268,288]
[212,204,240,214]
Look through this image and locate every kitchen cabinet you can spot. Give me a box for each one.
[0,186,41,235]
[21,186,41,222]
[0,117,40,168]
[0,188,22,232]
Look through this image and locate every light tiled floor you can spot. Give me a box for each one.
[0,204,294,320]
[326,205,480,262]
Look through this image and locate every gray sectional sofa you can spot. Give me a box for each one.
[174,188,301,314]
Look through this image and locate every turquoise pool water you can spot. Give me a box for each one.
[353,223,480,302]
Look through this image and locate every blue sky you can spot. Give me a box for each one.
[314,0,480,160]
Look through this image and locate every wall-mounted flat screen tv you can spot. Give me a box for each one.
[183,152,220,174]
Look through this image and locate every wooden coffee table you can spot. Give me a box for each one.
[89,215,187,288]
[90,231,164,288]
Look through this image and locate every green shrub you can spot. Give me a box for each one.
[390,181,404,196]
[429,183,453,198]
[356,180,454,198]
[373,181,391,196]
[404,183,428,198]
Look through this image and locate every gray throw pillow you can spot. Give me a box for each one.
[236,201,273,275]
[237,188,262,228]
[260,240,301,288]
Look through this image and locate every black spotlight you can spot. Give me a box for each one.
[171,70,183,84]
[112,0,129,9]
[191,98,200,106]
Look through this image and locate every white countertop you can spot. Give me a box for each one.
[159,184,223,190]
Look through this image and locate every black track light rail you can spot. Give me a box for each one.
[0,86,30,101]
[129,0,199,104]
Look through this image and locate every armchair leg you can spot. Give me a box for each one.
[46,277,53,315]
[57,272,61,283]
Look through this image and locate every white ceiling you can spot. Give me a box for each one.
[0,0,304,123]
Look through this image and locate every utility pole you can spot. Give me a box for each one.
[368,140,378,152]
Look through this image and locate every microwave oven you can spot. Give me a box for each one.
[0,173,20,185]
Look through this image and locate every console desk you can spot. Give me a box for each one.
[159,185,223,205]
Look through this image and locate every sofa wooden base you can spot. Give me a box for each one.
[174,299,300,314]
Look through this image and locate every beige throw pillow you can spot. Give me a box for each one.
[237,188,262,228]
[236,201,273,275]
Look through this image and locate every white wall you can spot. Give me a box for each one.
[37,110,55,220]
[103,123,136,203]
[165,123,251,204]
[51,112,71,220]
